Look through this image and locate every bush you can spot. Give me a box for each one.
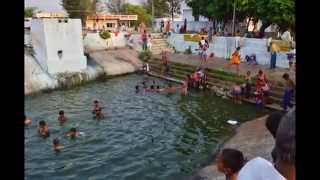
[99,31,111,39]
[139,49,152,61]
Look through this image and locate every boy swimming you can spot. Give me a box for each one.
[53,138,63,152]
[232,83,242,104]
[92,100,101,114]
[67,127,80,139]
[38,120,50,138]
[94,107,105,120]
[25,115,32,126]
[58,110,68,125]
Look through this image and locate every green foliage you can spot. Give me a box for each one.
[168,0,183,20]
[256,0,295,28]
[25,7,37,17]
[61,0,98,26]
[139,49,152,61]
[99,31,111,39]
[144,0,170,18]
[187,0,295,28]
[101,0,124,14]
[122,4,152,27]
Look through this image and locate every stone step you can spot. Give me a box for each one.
[148,63,295,105]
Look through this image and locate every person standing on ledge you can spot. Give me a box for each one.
[141,30,148,51]
[227,47,241,75]
[281,73,295,111]
[270,42,279,69]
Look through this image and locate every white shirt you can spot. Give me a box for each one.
[281,31,292,42]
[237,157,286,180]
[255,20,263,32]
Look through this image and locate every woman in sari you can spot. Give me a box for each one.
[228,47,241,75]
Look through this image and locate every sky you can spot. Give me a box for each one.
[25,0,147,13]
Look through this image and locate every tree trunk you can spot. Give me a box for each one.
[171,0,174,22]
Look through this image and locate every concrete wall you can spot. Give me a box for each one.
[167,34,290,68]
[83,32,127,52]
[31,19,87,74]
[25,54,58,95]
[153,21,211,33]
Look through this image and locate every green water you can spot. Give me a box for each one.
[25,74,269,180]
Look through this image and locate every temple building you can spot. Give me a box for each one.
[85,14,138,32]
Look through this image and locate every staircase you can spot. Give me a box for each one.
[147,57,295,110]
[150,33,175,55]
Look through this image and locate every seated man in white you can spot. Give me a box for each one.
[237,157,286,180]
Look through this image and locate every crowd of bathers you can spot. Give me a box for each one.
[231,69,295,111]
[24,100,106,152]
[215,108,295,180]
[135,79,187,95]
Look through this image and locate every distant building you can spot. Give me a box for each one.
[85,14,138,32]
[33,12,67,19]
[180,2,208,22]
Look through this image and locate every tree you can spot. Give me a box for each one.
[256,0,295,30]
[143,0,170,18]
[98,0,126,14]
[25,7,37,17]
[168,0,183,21]
[121,4,152,27]
[61,0,98,26]
[187,0,295,31]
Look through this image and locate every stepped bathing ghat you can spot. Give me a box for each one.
[25,17,294,180]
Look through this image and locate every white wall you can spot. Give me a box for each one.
[167,34,290,68]
[153,20,212,33]
[83,32,127,52]
[31,19,87,74]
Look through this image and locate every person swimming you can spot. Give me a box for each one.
[135,85,140,93]
[94,107,105,120]
[25,115,32,126]
[38,120,50,138]
[142,81,148,89]
[58,110,68,125]
[53,138,63,152]
[67,127,80,139]
[92,100,101,114]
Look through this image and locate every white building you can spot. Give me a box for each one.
[30,18,87,74]
[181,2,208,22]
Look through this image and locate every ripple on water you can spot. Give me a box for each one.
[25,74,269,180]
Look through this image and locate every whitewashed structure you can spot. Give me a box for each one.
[181,2,208,22]
[30,18,87,74]
[167,34,290,68]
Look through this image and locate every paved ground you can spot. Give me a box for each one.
[153,53,295,84]
[190,115,274,180]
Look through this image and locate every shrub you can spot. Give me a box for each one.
[99,31,111,39]
[139,49,152,61]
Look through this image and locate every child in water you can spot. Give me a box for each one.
[232,83,242,104]
[53,138,63,152]
[92,100,101,114]
[94,107,105,120]
[255,89,264,108]
[25,115,32,126]
[58,110,68,125]
[242,71,252,99]
[67,128,80,139]
[38,120,50,138]
[135,85,140,93]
